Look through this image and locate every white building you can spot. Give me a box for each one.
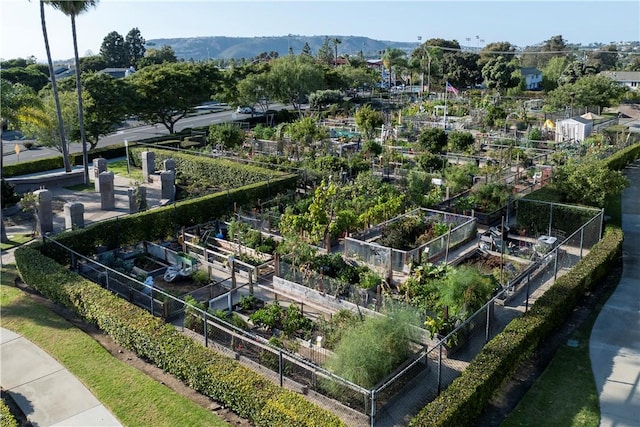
[555,116,593,143]
[600,71,640,91]
[521,67,542,90]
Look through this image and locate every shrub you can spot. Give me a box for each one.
[14,246,345,426]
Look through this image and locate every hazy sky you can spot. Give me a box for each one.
[1,0,638,62]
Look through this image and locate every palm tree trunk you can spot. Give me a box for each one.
[40,0,71,173]
[71,14,90,185]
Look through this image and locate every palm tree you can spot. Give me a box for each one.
[49,0,98,185]
[332,37,341,67]
[40,0,71,173]
[382,48,407,89]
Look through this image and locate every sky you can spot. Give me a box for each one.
[1,0,639,62]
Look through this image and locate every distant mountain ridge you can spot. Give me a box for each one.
[146,35,418,60]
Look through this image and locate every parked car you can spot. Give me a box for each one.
[236,106,253,114]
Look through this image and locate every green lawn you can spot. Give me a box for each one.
[0,265,229,427]
[502,188,624,427]
[502,307,602,427]
[0,234,34,251]
[107,159,144,182]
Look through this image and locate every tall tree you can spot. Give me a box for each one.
[40,0,71,172]
[441,52,481,89]
[382,48,407,88]
[125,27,146,67]
[332,37,342,67]
[557,60,597,86]
[136,45,177,69]
[541,56,570,92]
[50,0,98,185]
[317,36,334,66]
[0,80,46,242]
[100,31,127,67]
[481,55,519,94]
[129,62,220,133]
[587,45,619,72]
[301,42,313,58]
[268,55,325,113]
[478,41,517,68]
[82,72,133,149]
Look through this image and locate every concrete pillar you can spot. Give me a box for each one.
[127,188,135,213]
[141,151,155,183]
[163,158,176,172]
[64,202,84,230]
[128,186,147,213]
[160,170,175,202]
[98,171,115,210]
[34,189,53,235]
[93,157,107,191]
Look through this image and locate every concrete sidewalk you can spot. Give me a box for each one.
[590,160,640,427]
[0,327,122,426]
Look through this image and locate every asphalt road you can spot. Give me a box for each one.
[2,104,291,166]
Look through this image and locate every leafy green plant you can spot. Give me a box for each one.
[249,301,284,332]
[327,307,421,388]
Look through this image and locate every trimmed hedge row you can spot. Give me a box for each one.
[604,141,640,171]
[129,147,283,189]
[2,144,128,178]
[0,399,18,427]
[14,247,344,426]
[38,174,298,264]
[408,225,623,427]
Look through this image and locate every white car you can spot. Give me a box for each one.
[236,106,253,114]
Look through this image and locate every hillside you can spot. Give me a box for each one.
[146,35,417,60]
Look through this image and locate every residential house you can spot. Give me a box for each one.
[555,116,593,143]
[97,66,136,79]
[600,71,640,91]
[520,67,542,90]
[53,66,74,80]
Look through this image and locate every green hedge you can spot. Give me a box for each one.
[13,247,344,426]
[37,174,298,265]
[408,225,623,427]
[603,141,640,171]
[0,399,18,427]
[2,144,129,178]
[129,147,283,189]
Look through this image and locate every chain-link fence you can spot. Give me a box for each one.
[344,208,476,275]
[43,196,604,426]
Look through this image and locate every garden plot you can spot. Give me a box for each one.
[344,208,476,279]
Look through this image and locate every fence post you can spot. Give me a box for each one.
[579,226,585,259]
[525,272,531,312]
[370,389,376,427]
[204,311,208,348]
[485,301,491,343]
[279,349,284,387]
[150,289,154,316]
[437,343,443,395]
[553,247,559,281]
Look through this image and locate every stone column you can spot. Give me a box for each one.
[98,171,115,210]
[64,202,84,230]
[128,186,147,213]
[93,157,107,191]
[142,151,155,183]
[34,189,53,235]
[163,158,176,172]
[160,170,175,202]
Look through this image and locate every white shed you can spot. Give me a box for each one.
[555,116,593,143]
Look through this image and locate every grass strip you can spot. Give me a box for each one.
[0,265,229,427]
